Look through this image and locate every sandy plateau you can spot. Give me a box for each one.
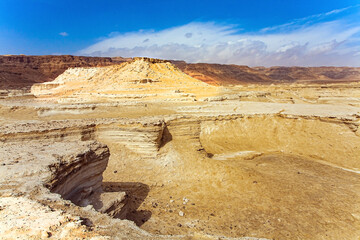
[0,57,360,240]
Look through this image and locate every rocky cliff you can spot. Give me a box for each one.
[0,55,128,89]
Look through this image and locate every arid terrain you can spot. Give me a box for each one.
[0,56,360,240]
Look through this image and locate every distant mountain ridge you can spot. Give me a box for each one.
[172,61,360,85]
[0,55,128,89]
[1,55,359,90]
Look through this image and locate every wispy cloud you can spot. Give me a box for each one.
[261,4,360,32]
[78,6,360,66]
[59,32,68,37]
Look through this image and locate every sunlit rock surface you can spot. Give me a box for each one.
[1,56,360,239]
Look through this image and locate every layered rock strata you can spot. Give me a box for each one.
[0,55,129,90]
[31,57,219,102]
[0,131,177,239]
[96,121,166,159]
[0,114,275,239]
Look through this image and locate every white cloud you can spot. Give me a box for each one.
[260,4,360,33]
[78,8,360,66]
[59,32,68,37]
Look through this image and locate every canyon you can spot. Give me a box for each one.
[0,56,360,240]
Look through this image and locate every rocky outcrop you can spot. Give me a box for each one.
[97,121,166,159]
[31,58,218,101]
[0,121,96,143]
[166,118,203,150]
[132,57,171,63]
[47,142,110,205]
[0,140,112,239]
[0,120,171,239]
[46,140,130,219]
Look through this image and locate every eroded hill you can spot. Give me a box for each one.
[31,57,219,102]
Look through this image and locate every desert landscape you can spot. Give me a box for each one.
[0,55,359,239]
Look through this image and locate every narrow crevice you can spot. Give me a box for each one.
[158,124,173,149]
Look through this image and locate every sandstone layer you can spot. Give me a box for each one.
[31,57,219,102]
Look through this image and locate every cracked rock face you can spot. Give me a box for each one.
[0,140,113,239]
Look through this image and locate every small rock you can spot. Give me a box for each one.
[41,231,51,238]
[177,223,182,227]
[179,211,184,217]
[152,202,158,208]
[113,170,117,173]
[170,199,174,203]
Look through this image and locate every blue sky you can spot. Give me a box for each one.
[0,0,359,66]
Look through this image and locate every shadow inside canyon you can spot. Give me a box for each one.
[102,182,151,226]
[159,125,172,148]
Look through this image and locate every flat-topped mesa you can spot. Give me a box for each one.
[31,57,219,102]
